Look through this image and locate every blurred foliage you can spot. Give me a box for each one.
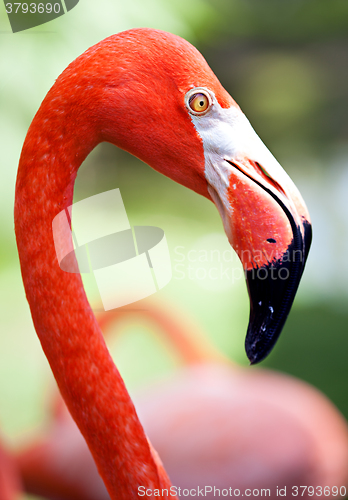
[200,0,348,43]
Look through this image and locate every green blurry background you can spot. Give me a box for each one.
[1,1,348,498]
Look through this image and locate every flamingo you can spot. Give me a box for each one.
[15,302,348,500]
[15,28,312,499]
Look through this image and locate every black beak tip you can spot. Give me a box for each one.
[247,351,263,366]
[245,330,275,365]
[244,220,311,365]
[244,260,297,365]
[248,354,260,366]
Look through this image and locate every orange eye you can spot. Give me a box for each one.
[189,93,209,113]
[185,88,213,116]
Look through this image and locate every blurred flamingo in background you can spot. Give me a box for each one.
[15,28,315,499]
[16,301,348,500]
[0,437,22,500]
[16,302,225,500]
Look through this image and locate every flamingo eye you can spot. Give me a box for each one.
[185,88,212,116]
[189,93,209,113]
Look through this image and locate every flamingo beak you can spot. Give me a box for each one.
[225,158,311,365]
[201,107,312,364]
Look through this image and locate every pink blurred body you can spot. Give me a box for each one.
[0,439,22,500]
[16,307,348,500]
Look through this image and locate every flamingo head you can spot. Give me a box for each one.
[69,29,311,363]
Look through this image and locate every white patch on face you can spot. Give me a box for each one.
[186,89,304,232]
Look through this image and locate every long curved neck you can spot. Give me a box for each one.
[14,79,174,499]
